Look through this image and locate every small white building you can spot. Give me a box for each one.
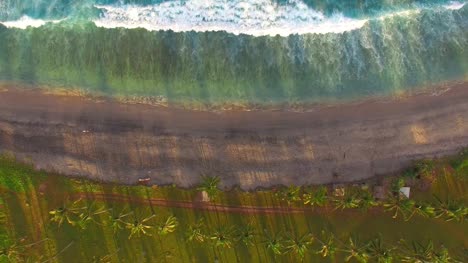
[196,191,211,203]
[399,187,411,198]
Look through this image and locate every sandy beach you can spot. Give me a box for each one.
[1,83,468,190]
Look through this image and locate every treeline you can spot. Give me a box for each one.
[2,197,463,262]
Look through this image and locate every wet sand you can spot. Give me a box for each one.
[1,83,468,190]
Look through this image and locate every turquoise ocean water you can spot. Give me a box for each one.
[0,0,467,106]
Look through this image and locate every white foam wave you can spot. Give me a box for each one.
[444,1,466,10]
[0,16,62,29]
[1,1,465,35]
[94,0,368,36]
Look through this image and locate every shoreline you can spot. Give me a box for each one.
[0,80,465,112]
[1,82,468,189]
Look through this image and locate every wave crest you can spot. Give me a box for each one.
[94,0,369,36]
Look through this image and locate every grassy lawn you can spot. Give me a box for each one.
[0,152,466,262]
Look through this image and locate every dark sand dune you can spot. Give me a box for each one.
[1,83,468,189]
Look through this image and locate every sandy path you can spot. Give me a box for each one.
[72,192,384,215]
[1,83,468,190]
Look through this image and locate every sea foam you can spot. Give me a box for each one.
[93,0,368,36]
[93,0,467,36]
[0,15,62,29]
[444,1,466,10]
[1,0,466,36]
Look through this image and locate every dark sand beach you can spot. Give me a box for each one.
[1,83,468,190]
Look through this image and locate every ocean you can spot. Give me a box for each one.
[0,0,467,106]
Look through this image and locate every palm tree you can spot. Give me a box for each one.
[186,219,207,243]
[302,186,328,207]
[73,202,109,230]
[433,196,467,222]
[338,237,369,263]
[125,214,156,239]
[49,199,86,227]
[391,178,406,195]
[433,245,458,263]
[399,240,436,263]
[415,160,435,179]
[0,242,22,262]
[0,238,49,262]
[412,202,435,218]
[315,231,337,259]
[383,195,415,220]
[236,223,256,246]
[284,232,314,261]
[105,209,133,233]
[366,237,395,263]
[157,215,178,235]
[197,176,221,200]
[333,194,360,210]
[209,226,237,249]
[276,185,301,205]
[262,230,285,256]
[357,190,379,211]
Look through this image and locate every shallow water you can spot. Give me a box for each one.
[0,0,467,105]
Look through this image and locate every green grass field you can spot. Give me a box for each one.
[0,152,467,262]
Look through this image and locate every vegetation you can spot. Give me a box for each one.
[0,151,466,262]
[197,176,221,200]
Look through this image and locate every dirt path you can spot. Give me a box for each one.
[1,83,468,189]
[69,192,385,216]
[74,192,319,215]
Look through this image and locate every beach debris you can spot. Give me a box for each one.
[82,129,91,133]
[38,183,47,196]
[399,187,411,198]
[138,177,151,185]
[373,186,386,200]
[333,184,345,197]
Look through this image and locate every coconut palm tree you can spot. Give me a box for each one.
[333,194,360,210]
[73,202,109,230]
[236,223,256,246]
[262,230,285,256]
[157,215,178,235]
[412,202,435,218]
[415,160,435,179]
[49,199,86,227]
[399,240,438,263]
[302,186,328,207]
[186,219,207,243]
[0,238,49,262]
[0,242,23,262]
[338,237,369,263]
[125,214,156,239]
[315,231,337,259]
[433,245,458,263]
[105,209,133,233]
[209,226,237,249]
[276,185,301,205]
[383,195,415,220]
[391,178,406,195]
[284,232,314,261]
[357,190,379,211]
[433,196,467,222]
[197,176,221,200]
[366,237,395,263]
